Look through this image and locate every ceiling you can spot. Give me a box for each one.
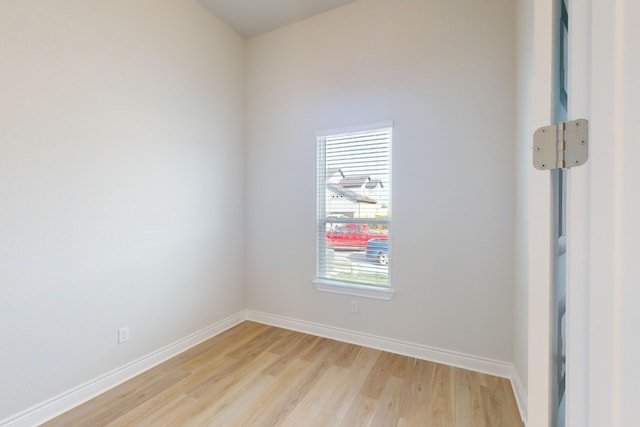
[198,0,356,39]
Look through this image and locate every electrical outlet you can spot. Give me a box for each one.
[351,301,358,313]
[118,326,130,344]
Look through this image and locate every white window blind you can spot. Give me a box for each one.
[316,125,392,288]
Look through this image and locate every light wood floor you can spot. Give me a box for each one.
[43,321,523,427]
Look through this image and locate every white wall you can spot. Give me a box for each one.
[514,0,534,402]
[245,0,517,362]
[0,0,244,419]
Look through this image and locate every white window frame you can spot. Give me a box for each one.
[313,122,394,300]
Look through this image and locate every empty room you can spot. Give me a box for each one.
[3,0,638,426]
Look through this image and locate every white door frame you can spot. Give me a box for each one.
[525,0,626,425]
[565,0,591,425]
[526,0,554,425]
[525,0,596,425]
[567,0,620,425]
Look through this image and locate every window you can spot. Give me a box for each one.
[315,123,392,299]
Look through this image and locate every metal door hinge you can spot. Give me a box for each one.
[533,119,589,170]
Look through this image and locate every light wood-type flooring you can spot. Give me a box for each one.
[43,321,524,427]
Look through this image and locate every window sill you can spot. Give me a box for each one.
[313,279,395,300]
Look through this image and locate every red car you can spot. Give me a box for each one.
[326,224,388,249]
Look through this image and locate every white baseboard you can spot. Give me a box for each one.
[0,312,245,427]
[245,310,513,379]
[510,365,528,425]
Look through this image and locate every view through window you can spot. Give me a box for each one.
[316,125,391,288]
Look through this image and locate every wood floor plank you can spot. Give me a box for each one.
[280,364,349,427]
[175,321,269,373]
[130,394,199,427]
[359,351,400,400]
[229,357,314,426]
[183,362,279,426]
[369,376,404,426]
[179,352,281,424]
[331,342,362,369]
[338,395,379,427]
[454,369,486,427]
[261,331,320,377]
[308,347,382,425]
[43,367,190,427]
[44,322,524,427]
[399,359,436,424]
[264,335,355,425]
[245,360,340,426]
[426,363,456,426]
